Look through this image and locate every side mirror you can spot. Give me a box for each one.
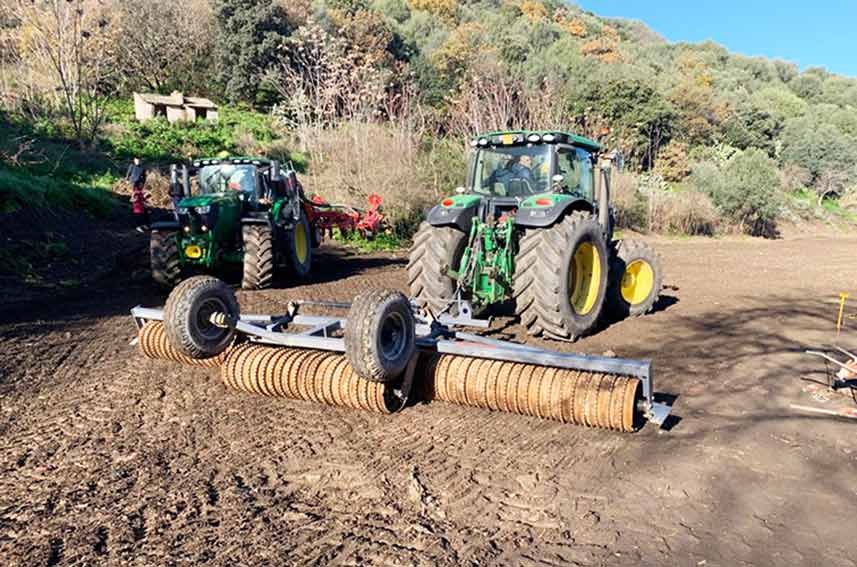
[270,160,282,182]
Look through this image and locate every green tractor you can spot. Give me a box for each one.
[408,130,663,341]
[150,156,313,290]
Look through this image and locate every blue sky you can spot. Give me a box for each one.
[577,1,857,77]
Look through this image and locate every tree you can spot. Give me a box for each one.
[570,77,675,170]
[11,0,120,147]
[212,0,292,105]
[779,116,857,182]
[113,0,214,94]
[266,19,389,128]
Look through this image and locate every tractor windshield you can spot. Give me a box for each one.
[197,164,257,196]
[472,145,551,197]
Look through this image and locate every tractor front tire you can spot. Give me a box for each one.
[607,239,663,318]
[514,212,609,341]
[242,224,274,290]
[407,222,468,315]
[163,275,238,359]
[151,230,181,287]
[286,214,313,279]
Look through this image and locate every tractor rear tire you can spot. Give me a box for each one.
[407,222,468,315]
[607,239,662,318]
[513,212,609,341]
[242,224,274,290]
[151,230,181,287]
[286,213,313,279]
[164,275,238,359]
[345,288,416,383]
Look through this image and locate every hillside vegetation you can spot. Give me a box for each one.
[2,0,857,258]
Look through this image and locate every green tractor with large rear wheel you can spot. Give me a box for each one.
[150,156,314,290]
[408,130,663,341]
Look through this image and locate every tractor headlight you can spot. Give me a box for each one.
[184,226,191,232]
[201,225,208,232]
[195,205,211,214]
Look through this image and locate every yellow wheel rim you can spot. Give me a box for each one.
[295,222,308,264]
[620,260,654,306]
[569,242,602,315]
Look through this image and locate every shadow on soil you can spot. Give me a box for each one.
[616,293,856,564]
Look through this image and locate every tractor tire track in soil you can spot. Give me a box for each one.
[1,239,857,566]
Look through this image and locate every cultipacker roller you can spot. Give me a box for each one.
[131,276,672,431]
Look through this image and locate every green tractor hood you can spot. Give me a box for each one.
[178,193,238,208]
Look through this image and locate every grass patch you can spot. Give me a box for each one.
[0,164,117,218]
[333,229,406,253]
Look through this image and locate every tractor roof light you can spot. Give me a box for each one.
[543,134,556,142]
[527,134,542,143]
[478,138,489,147]
[470,140,478,147]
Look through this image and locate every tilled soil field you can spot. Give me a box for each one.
[1,236,856,566]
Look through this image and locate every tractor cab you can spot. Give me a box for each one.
[467,131,598,203]
[174,157,296,208]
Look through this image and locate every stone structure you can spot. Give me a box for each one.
[133,91,218,123]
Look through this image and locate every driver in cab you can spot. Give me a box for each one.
[483,155,536,195]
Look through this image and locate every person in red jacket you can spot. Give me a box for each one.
[126,158,150,232]
[131,183,150,232]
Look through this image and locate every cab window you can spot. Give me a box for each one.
[555,147,593,200]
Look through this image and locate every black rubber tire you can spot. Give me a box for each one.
[150,230,182,287]
[286,213,313,279]
[407,221,468,315]
[310,225,323,249]
[513,211,609,341]
[607,239,663,318]
[241,224,274,290]
[163,275,238,359]
[345,288,416,383]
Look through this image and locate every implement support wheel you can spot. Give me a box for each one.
[164,276,239,359]
[345,289,416,383]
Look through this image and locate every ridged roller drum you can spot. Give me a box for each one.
[420,354,642,432]
[221,344,401,414]
[139,321,229,368]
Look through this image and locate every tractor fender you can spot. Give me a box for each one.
[151,220,180,231]
[426,203,476,234]
[514,198,594,228]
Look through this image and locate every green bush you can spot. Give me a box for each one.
[689,149,782,236]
